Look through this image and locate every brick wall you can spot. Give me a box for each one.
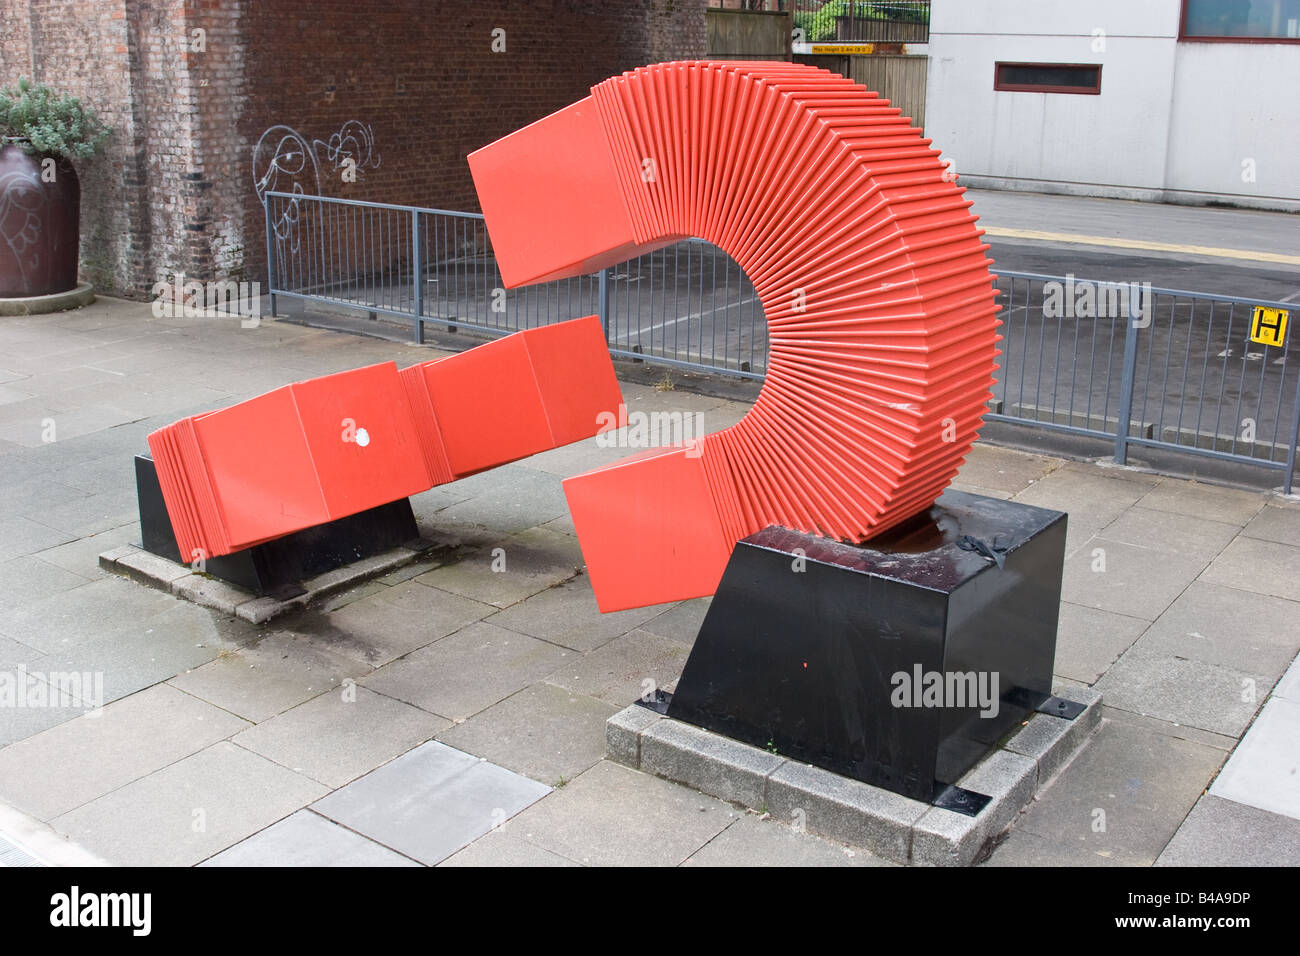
[1,0,707,296]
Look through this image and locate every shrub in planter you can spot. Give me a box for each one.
[0,78,109,297]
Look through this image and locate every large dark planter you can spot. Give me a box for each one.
[0,143,81,298]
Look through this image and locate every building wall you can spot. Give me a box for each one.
[1165,41,1300,203]
[0,0,708,296]
[924,0,1299,211]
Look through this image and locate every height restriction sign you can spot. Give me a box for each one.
[1250,306,1288,347]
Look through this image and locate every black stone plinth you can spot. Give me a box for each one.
[134,455,420,597]
[666,490,1067,804]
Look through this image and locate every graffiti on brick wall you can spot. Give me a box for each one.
[253,120,380,248]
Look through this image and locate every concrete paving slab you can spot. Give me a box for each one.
[1129,581,1300,680]
[520,435,632,479]
[620,383,731,415]
[0,556,94,615]
[35,601,229,706]
[543,629,689,707]
[168,631,372,724]
[1013,716,1226,865]
[201,809,419,867]
[408,486,478,527]
[1201,536,1300,602]
[953,444,1060,495]
[34,493,138,539]
[1155,794,1300,866]
[983,827,1125,866]
[1098,505,1241,557]
[0,516,75,563]
[0,634,43,667]
[501,759,737,866]
[0,385,32,406]
[315,580,389,613]
[414,526,582,609]
[374,555,447,587]
[31,523,137,580]
[1101,704,1238,753]
[0,575,179,656]
[360,620,570,721]
[1137,480,1267,526]
[439,827,579,866]
[52,454,142,497]
[639,597,711,645]
[0,477,94,522]
[0,684,98,748]
[1209,697,1300,821]
[431,467,570,534]
[0,403,140,448]
[326,581,495,666]
[437,682,617,786]
[948,481,1013,500]
[233,685,449,788]
[1053,601,1148,684]
[1097,648,1271,737]
[1061,536,1209,620]
[684,812,891,867]
[311,740,550,865]
[1240,503,1300,546]
[538,513,576,536]
[0,683,250,820]
[1011,464,1157,554]
[52,741,327,866]
[485,578,663,652]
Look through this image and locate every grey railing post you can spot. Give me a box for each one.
[412,209,424,345]
[263,197,277,317]
[1113,287,1143,464]
[1284,364,1300,496]
[598,266,611,342]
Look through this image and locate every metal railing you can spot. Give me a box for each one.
[264,193,1299,492]
[264,191,766,379]
[785,1,930,44]
[991,271,1300,493]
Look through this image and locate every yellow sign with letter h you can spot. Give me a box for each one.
[1250,307,1288,347]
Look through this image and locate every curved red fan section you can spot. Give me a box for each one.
[469,61,1001,612]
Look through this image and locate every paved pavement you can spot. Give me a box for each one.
[0,296,1297,866]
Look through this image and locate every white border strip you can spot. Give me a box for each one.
[0,799,108,868]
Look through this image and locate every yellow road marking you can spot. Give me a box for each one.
[982,226,1300,267]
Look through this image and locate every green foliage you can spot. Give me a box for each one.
[796,2,927,42]
[0,77,109,162]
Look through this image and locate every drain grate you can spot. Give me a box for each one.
[0,834,45,867]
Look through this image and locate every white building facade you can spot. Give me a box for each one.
[924,0,1300,211]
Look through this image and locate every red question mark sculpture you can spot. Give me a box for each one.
[470,61,1001,612]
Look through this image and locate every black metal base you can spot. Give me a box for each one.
[134,455,421,597]
[666,490,1068,804]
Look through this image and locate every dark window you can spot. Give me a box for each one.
[994,63,1102,95]
[1182,0,1300,41]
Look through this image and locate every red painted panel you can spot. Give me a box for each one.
[522,315,623,448]
[147,316,622,561]
[418,333,556,478]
